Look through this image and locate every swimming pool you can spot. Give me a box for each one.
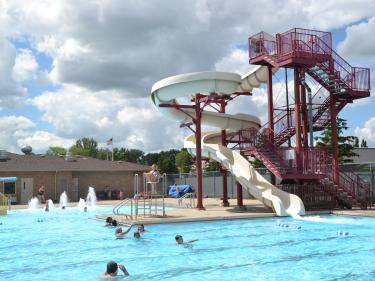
[1,207,374,281]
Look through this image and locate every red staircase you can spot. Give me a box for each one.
[227,127,329,180]
[238,28,371,209]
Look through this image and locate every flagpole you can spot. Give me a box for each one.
[106,137,114,161]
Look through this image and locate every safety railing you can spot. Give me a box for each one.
[271,147,330,175]
[277,184,335,210]
[249,28,370,93]
[277,28,332,58]
[248,31,276,59]
[262,85,329,146]
[178,192,195,208]
[353,67,371,91]
[339,167,371,206]
[237,126,330,176]
[135,193,165,218]
[281,28,332,46]
[113,198,133,216]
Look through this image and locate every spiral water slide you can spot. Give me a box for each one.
[151,66,305,216]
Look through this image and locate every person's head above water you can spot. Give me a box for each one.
[106,217,113,223]
[115,227,122,234]
[112,220,118,227]
[133,231,140,238]
[138,224,145,232]
[61,206,66,210]
[106,260,118,275]
[175,235,183,244]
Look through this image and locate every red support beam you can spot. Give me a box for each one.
[220,100,230,207]
[236,182,244,208]
[267,65,276,185]
[294,68,302,171]
[194,95,205,210]
[267,65,274,142]
[300,78,309,173]
[330,96,340,185]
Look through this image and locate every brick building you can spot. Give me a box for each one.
[0,152,150,204]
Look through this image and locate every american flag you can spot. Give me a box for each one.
[106,137,113,145]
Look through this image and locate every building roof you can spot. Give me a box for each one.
[0,153,150,172]
[353,148,375,164]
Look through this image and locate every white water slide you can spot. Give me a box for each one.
[151,66,305,216]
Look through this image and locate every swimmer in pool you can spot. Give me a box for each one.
[137,224,145,233]
[115,224,134,239]
[175,235,198,244]
[100,260,129,279]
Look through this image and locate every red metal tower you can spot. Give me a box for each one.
[239,28,371,209]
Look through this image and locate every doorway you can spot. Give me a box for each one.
[20,178,34,204]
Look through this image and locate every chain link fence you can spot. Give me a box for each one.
[164,163,375,204]
[165,169,272,199]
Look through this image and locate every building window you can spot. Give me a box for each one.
[4,182,16,195]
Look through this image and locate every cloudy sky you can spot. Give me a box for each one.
[0,0,374,154]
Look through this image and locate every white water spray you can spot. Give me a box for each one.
[47,199,55,211]
[292,214,358,224]
[59,191,68,209]
[86,187,97,207]
[28,197,40,209]
[78,198,86,210]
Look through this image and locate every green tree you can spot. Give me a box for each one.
[75,137,98,157]
[69,145,90,156]
[354,137,359,148]
[147,149,180,174]
[124,149,145,163]
[143,152,160,166]
[250,159,265,169]
[46,146,67,156]
[96,148,111,160]
[204,160,220,172]
[315,117,359,163]
[175,149,194,173]
[361,139,368,148]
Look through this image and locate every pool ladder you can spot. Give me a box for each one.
[112,174,166,219]
[178,192,195,208]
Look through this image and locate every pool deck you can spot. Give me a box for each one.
[7,199,375,224]
[96,198,333,225]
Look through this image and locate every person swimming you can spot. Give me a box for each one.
[137,224,145,233]
[115,224,134,239]
[111,220,118,227]
[175,235,198,245]
[100,260,129,279]
[104,217,113,226]
[133,231,141,239]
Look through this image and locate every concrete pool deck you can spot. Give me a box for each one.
[7,198,375,224]
[96,198,335,225]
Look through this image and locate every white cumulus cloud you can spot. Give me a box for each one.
[354,117,375,147]
[32,84,186,151]
[12,48,38,81]
[338,17,375,63]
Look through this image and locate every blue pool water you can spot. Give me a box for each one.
[1,207,375,281]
